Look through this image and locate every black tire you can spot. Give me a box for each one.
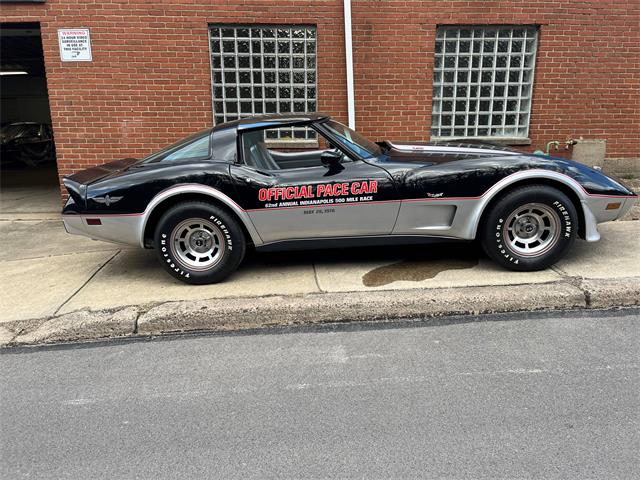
[154,201,246,284]
[480,185,578,271]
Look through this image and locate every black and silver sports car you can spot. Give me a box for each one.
[1,122,55,167]
[62,114,637,284]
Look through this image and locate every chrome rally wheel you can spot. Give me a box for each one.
[502,203,561,257]
[154,202,246,284]
[170,218,225,271]
[481,185,578,271]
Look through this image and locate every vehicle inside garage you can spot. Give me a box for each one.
[1,22,59,215]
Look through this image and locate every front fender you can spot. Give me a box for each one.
[467,169,590,240]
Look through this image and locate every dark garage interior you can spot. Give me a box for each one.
[1,22,59,213]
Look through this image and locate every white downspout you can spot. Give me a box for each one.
[343,0,356,129]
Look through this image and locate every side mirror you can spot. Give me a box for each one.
[320,149,342,166]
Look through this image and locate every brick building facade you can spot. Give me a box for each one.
[1,0,638,194]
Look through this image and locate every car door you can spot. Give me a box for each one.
[230,136,399,244]
[25,124,45,148]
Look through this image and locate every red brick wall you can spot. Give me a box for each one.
[1,0,638,193]
[0,0,347,187]
[352,0,640,158]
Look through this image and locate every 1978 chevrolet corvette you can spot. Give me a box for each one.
[62,114,637,284]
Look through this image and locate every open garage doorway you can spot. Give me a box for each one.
[1,22,60,216]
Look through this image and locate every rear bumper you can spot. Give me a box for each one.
[61,214,85,237]
[61,214,143,247]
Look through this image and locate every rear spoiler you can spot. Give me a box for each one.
[62,176,86,208]
[64,157,139,186]
[62,157,139,208]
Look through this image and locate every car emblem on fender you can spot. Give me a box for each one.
[94,195,123,206]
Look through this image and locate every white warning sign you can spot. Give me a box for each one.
[58,29,92,62]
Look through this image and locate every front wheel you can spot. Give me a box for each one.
[154,202,246,284]
[20,145,50,167]
[480,185,578,271]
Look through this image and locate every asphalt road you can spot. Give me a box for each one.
[1,310,639,479]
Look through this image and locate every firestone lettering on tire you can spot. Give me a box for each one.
[160,231,193,278]
[494,218,519,264]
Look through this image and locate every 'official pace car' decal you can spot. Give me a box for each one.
[258,180,378,209]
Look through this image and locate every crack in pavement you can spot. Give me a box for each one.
[311,262,325,293]
[53,250,122,316]
[0,249,121,264]
[551,265,591,308]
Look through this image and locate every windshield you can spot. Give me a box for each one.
[1,124,40,141]
[143,129,211,163]
[321,120,381,159]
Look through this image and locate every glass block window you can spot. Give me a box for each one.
[209,25,317,141]
[432,26,538,139]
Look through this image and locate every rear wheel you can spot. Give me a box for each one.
[154,202,246,284]
[481,185,578,271]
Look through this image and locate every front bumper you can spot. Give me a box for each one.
[581,195,638,242]
[619,197,637,218]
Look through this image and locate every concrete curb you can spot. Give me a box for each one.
[10,308,138,345]
[1,277,638,347]
[580,277,640,309]
[136,281,586,334]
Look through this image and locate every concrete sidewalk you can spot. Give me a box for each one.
[1,204,638,345]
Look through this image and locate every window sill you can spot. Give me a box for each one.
[431,137,532,146]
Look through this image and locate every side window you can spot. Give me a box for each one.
[143,130,211,163]
[242,127,338,171]
[163,135,210,161]
[264,126,330,151]
[25,125,39,138]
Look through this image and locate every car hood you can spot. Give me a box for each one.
[379,140,637,197]
[380,140,525,164]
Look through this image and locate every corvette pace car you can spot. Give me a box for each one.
[62,114,637,284]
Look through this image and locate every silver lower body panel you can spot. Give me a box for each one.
[248,202,400,243]
[392,199,477,239]
[581,196,637,242]
[62,196,636,248]
[62,214,143,246]
[391,195,634,243]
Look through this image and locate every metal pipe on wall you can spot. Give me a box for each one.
[343,0,356,129]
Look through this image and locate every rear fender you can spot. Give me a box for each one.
[140,184,263,248]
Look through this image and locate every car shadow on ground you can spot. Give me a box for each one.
[243,240,484,269]
[104,240,487,292]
